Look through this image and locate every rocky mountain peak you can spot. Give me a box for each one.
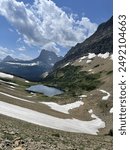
[2,55,15,62]
[34,49,62,64]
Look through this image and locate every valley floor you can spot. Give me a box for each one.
[0,80,113,150]
[0,55,113,149]
[0,77,113,150]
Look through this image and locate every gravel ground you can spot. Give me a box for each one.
[0,115,112,150]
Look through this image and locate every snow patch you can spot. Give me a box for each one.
[9,86,15,89]
[79,95,87,98]
[63,62,70,67]
[88,109,93,114]
[0,72,14,79]
[88,109,101,119]
[98,52,110,59]
[91,114,98,119]
[0,79,18,86]
[27,93,36,98]
[88,69,92,72]
[25,80,30,83]
[99,89,111,100]
[0,92,34,103]
[109,108,113,113]
[42,72,49,78]
[88,53,96,59]
[6,62,39,66]
[40,101,84,114]
[0,101,105,135]
[86,60,92,63]
[31,92,36,96]
[79,56,87,62]
[8,82,18,86]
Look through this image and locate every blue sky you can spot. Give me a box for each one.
[0,0,112,60]
[53,0,113,24]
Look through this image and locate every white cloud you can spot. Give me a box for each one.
[43,42,60,54]
[0,46,14,59]
[17,46,26,51]
[0,46,31,60]
[8,28,14,32]
[17,53,32,60]
[0,0,97,54]
[16,37,22,43]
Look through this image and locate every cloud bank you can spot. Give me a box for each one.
[0,46,31,60]
[0,0,97,54]
[0,46,14,58]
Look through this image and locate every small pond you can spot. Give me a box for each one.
[26,84,63,97]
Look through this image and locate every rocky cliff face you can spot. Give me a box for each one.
[33,49,62,65]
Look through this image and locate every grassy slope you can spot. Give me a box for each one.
[43,65,102,96]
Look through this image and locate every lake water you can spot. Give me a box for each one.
[26,84,63,97]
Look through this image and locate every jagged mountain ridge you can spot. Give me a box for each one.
[53,17,113,69]
[0,50,62,81]
[33,50,62,65]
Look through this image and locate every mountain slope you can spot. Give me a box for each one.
[42,17,113,135]
[54,17,113,69]
[43,16,113,91]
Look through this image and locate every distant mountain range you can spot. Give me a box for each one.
[0,50,62,81]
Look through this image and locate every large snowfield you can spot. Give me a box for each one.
[0,101,105,135]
